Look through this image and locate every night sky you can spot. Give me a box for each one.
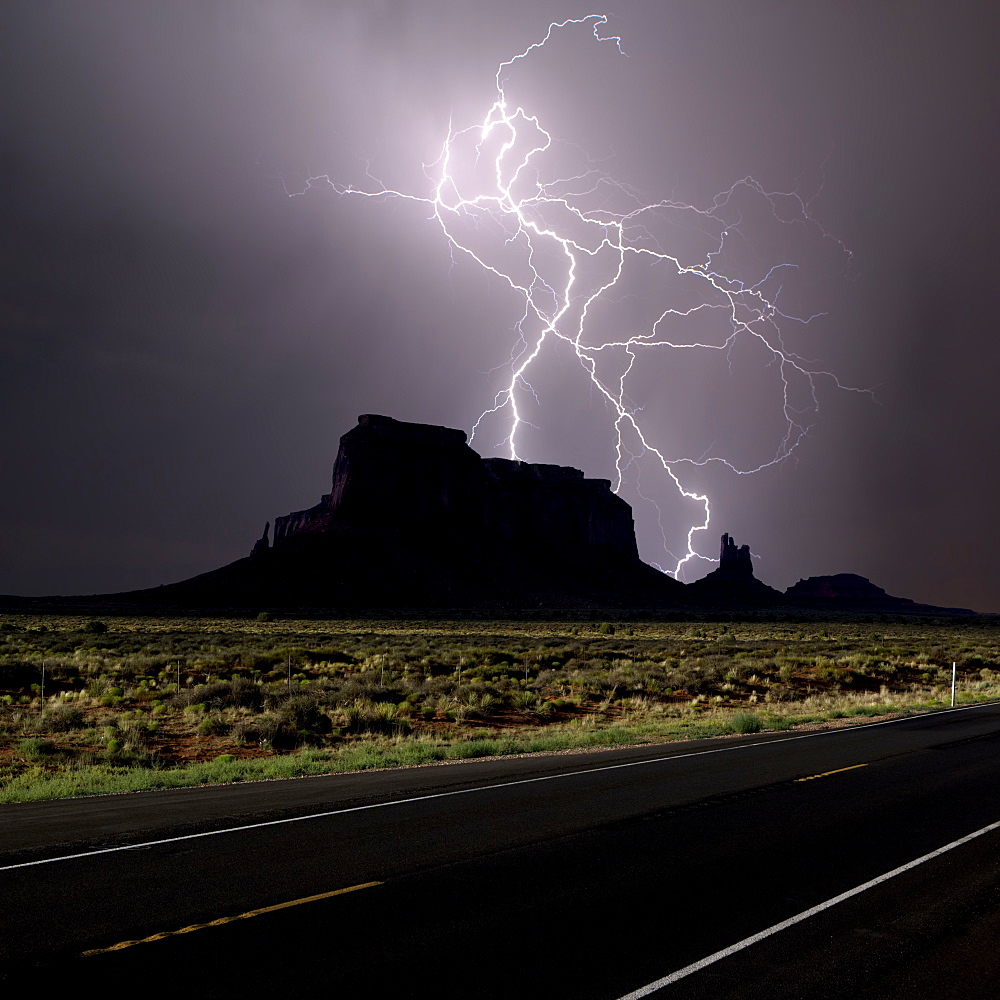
[2,1,998,610]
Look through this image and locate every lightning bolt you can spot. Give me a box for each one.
[288,14,865,580]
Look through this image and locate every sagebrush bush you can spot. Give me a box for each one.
[118,719,157,752]
[668,660,727,695]
[343,702,411,736]
[40,706,85,732]
[277,695,333,733]
[197,715,231,737]
[172,677,263,712]
[17,737,58,760]
[729,711,763,734]
[231,697,332,748]
[232,714,297,749]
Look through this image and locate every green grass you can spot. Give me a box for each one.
[4,697,995,803]
[3,613,1000,803]
[729,711,763,734]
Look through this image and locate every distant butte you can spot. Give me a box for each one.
[782,573,962,615]
[143,414,686,610]
[266,414,642,565]
[0,414,980,617]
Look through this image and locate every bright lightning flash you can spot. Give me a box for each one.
[289,14,864,580]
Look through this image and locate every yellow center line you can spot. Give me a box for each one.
[80,881,383,957]
[795,763,869,783]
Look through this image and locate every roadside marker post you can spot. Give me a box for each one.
[952,661,957,707]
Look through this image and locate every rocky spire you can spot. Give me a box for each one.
[719,532,753,575]
[250,520,270,557]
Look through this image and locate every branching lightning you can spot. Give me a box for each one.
[289,14,864,580]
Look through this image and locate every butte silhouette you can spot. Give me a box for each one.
[69,414,968,617]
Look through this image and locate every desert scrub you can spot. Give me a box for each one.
[2,614,1000,796]
[342,702,411,736]
[16,737,59,761]
[51,705,86,729]
[728,711,763,734]
[231,697,332,749]
[197,715,231,737]
[171,677,264,712]
[2,692,999,806]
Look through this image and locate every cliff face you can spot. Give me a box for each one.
[185,413,678,609]
[482,458,639,560]
[266,414,639,564]
[718,532,753,574]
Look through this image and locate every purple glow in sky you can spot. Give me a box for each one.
[2,1,998,610]
[290,14,868,581]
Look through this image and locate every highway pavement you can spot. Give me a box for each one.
[4,703,1000,997]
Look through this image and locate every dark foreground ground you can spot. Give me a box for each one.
[3,702,1000,997]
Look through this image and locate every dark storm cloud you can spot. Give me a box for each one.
[1,1,998,609]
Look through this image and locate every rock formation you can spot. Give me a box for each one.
[718,532,753,574]
[786,573,895,602]
[784,573,973,615]
[26,413,977,616]
[266,414,641,563]
[687,532,782,603]
[249,521,270,557]
[152,414,683,609]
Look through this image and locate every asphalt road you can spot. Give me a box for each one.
[4,704,1000,998]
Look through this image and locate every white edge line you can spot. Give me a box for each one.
[614,816,1000,999]
[1,700,995,873]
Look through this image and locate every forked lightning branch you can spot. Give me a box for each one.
[289,14,861,579]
